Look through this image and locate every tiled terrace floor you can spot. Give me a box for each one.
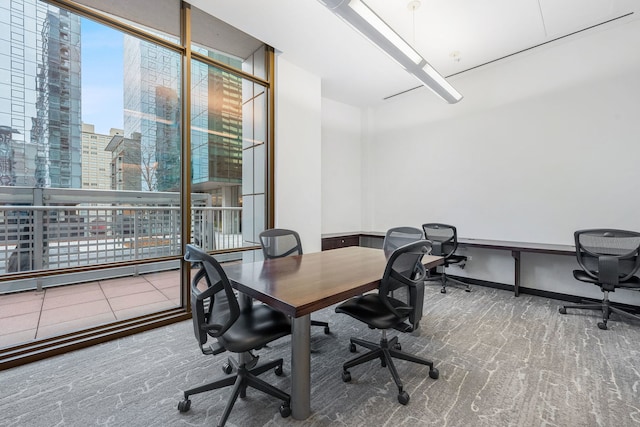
[0,270,181,349]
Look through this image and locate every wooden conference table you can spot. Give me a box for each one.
[223,246,443,420]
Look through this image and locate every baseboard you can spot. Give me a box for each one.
[449,275,640,314]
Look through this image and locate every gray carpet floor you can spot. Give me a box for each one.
[2,285,640,427]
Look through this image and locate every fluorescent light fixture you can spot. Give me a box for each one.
[348,0,423,65]
[319,0,462,104]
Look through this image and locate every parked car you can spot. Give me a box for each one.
[89,218,108,235]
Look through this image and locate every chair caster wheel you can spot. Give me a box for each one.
[222,362,233,375]
[441,288,447,294]
[465,288,471,292]
[342,370,351,382]
[349,343,357,353]
[393,342,401,351]
[381,358,387,367]
[429,367,439,379]
[558,307,566,315]
[597,322,608,330]
[324,326,331,334]
[178,399,191,412]
[274,364,284,376]
[280,402,291,418]
[398,391,410,405]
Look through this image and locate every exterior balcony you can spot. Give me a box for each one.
[0,186,248,351]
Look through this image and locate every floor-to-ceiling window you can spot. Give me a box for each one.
[0,0,273,368]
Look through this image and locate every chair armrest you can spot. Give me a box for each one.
[201,341,226,356]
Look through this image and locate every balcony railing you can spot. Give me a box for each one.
[0,187,246,293]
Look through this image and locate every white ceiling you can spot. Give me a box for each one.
[189,0,639,107]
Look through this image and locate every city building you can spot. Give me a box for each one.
[0,0,82,188]
[80,123,122,190]
[122,36,181,193]
[123,36,243,205]
[104,131,142,191]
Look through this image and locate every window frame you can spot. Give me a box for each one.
[0,0,275,370]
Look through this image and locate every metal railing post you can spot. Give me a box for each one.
[33,188,45,292]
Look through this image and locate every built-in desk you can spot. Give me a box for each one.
[321,233,360,251]
[456,238,575,296]
[321,233,576,297]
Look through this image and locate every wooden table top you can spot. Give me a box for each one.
[223,246,443,318]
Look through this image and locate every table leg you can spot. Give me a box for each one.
[291,314,311,419]
[511,250,521,297]
[238,293,257,367]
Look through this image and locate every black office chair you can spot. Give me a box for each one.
[259,228,330,334]
[179,244,292,426]
[382,226,424,259]
[422,223,470,293]
[335,240,439,405]
[559,229,640,330]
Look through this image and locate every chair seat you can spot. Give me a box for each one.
[218,305,291,353]
[444,254,466,266]
[335,294,410,330]
[573,270,640,289]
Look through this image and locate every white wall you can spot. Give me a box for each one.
[274,57,322,253]
[365,20,640,245]
[357,19,640,303]
[321,98,363,233]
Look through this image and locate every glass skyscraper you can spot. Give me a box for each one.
[122,36,181,192]
[0,0,82,188]
[123,36,243,199]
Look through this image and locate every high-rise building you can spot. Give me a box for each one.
[122,37,181,193]
[0,0,82,188]
[123,36,243,200]
[191,58,243,193]
[81,123,122,190]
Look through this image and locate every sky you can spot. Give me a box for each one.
[80,18,124,135]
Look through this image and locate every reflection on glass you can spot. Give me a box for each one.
[122,38,181,192]
[0,1,183,281]
[0,0,272,353]
[190,53,268,253]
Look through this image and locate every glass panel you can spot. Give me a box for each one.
[191,58,240,251]
[0,1,182,346]
[0,0,272,358]
[190,58,267,252]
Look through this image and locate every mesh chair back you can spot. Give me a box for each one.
[383,227,424,259]
[422,223,458,257]
[379,240,432,329]
[184,244,240,349]
[259,229,303,259]
[575,229,640,289]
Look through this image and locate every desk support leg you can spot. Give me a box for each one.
[511,250,521,297]
[238,294,256,366]
[291,315,311,420]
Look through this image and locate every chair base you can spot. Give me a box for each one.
[179,357,290,426]
[311,319,330,334]
[426,272,471,293]
[341,333,438,405]
[221,351,259,374]
[559,291,640,330]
